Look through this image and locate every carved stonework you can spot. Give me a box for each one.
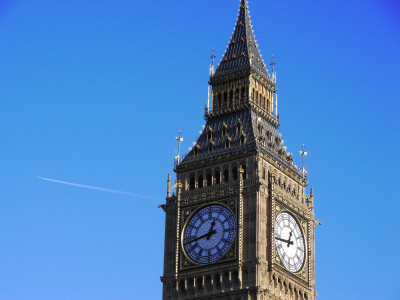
[161,1,317,299]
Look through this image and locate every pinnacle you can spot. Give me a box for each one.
[211,0,270,82]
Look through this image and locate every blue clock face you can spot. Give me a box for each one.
[182,204,236,264]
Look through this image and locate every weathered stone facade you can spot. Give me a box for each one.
[161,1,317,299]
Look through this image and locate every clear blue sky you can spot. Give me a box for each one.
[1,0,399,299]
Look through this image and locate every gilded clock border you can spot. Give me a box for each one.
[179,197,238,270]
[273,202,309,282]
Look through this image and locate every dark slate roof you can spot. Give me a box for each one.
[177,110,257,169]
[177,109,303,181]
[211,0,270,82]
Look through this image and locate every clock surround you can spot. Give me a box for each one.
[182,203,236,265]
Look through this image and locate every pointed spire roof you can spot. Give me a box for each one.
[211,0,270,82]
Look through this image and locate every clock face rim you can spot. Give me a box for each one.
[181,203,236,265]
[274,211,306,273]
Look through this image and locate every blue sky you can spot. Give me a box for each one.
[0,0,399,299]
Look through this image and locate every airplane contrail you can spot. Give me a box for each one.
[37,176,159,200]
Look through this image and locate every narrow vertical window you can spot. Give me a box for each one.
[215,169,221,184]
[207,131,212,141]
[198,174,203,188]
[225,140,230,149]
[223,91,228,107]
[237,122,242,134]
[206,170,212,186]
[189,175,195,190]
[223,168,229,182]
[222,126,227,136]
[232,166,238,180]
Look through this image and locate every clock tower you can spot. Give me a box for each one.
[161,1,318,299]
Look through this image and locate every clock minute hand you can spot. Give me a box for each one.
[185,230,217,245]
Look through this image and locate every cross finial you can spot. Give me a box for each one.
[299,144,308,176]
[270,54,276,73]
[210,48,216,75]
[175,131,184,165]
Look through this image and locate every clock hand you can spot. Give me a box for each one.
[275,236,294,247]
[184,232,211,245]
[185,229,217,245]
[287,231,293,247]
[206,220,216,240]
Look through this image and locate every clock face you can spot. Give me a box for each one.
[275,212,306,273]
[182,204,236,264]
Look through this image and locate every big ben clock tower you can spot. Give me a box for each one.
[161,1,318,299]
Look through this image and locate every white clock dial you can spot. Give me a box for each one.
[275,212,305,273]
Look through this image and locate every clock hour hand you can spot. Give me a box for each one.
[275,236,294,247]
[287,231,293,246]
[206,220,216,240]
[185,230,217,245]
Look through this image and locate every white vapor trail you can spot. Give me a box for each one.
[37,176,159,200]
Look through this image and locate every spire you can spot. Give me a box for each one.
[211,0,270,82]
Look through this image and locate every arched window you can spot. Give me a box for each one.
[180,279,186,293]
[229,90,233,106]
[225,140,231,149]
[196,277,203,291]
[223,91,228,107]
[240,135,245,145]
[232,270,239,287]
[215,168,221,184]
[263,167,266,180]
[223,168,229,182]
[208,143,214,152]
[214,274,221,289]
[241,87,246,100]
[188,278,194,295]
[189,175,195,190]
[205,276,212,292]
[206,170,212,186]
[198,173,203,188]
[237,122,242,134]
[218,93,222,108]
[232,166,238,180]
[207,130,212,141]
[222,125,227,136]
[223,272,230,289]
[235,88,239,101]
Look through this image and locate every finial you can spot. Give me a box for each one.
[167,172,171,198]
[210,47,216,75]
[174,131,184,166]
[270,54,276,73]
[299,144,308,177]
